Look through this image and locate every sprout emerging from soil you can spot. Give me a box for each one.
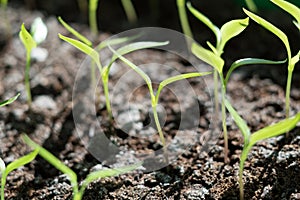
[19,23,37,106]
[22,134,141,200]
[108,42,212,163]
[224,99,300,200]
[244,8,300,133]
[121,0,138,24]
[0,93,19,107]
[0,150,39,200]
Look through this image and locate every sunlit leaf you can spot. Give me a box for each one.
[58,34,101,71]
[219,18,249,51]
[187,2,220,44]
[225,58,286,85]
[191,43,224,73]
[19,23,37,53]
[249,112,300,147]
[271,0,300,27]
[58,16,92,46]
[243,9,291,64]
[224,99,251,144]
[0,93,20,107]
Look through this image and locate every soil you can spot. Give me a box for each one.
[0,4,300,200]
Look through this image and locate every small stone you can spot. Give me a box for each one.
[33,95,56,110]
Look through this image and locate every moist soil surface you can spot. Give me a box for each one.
[1,6,300,200]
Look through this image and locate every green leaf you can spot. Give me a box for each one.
[58,34,101,71]
[19,23,37,54]
[219,18,249,51]
[22,135,78,193]
[80,163,142,195]
[5,149,39,177]
[191,43,224,73]
[249,112,300,147]
[0,93,20,107]
[224,99,251,144]
[245,0,258,12]
[107,45,154,98]
[187,2,220,44]
[156,72,212,104]
[58,16,92,46]
[225,58,286,85]
[271,0,300,27]
[243,9,291,64]
[31,17,48,44]
[291,50,300,66]
[109,41,169,67]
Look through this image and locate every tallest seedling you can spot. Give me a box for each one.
[89,0,99,35]
[188,2,249,162]
[244,7,300,127]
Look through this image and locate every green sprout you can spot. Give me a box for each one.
[0,93,20,107]
[120,0,138,25]
[89,0,99,35]
[19,23,37,106]
[188,2,249,162]
[0,149,39,200]
[244,8,300,134]
[22,134,141,200]
[108,43,212,162]
[225,99,300,200]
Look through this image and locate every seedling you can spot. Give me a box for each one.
[22,134,141,200]
[0,94,27,200]
[224,99,300,200]
[0,149,39,200]
[188,2,249,162]
[121,0,138,24]
[89,0,99,35]
[244,8,300,135]
[58,32,167,121]
[108,43,211,162]
[19,24,37,106]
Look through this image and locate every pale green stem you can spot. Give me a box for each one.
[177,0,193,39]
[285,68,293,137]
[25,52,32,106]
[89,6,98,35]
[121,0,137,24]
[214,70,220,116]
[1,174,6,200]
[73,192,82,200]
[152,103,168,163]
[102,77,112,120]
[220,74,228,163]
[239,145,251,200]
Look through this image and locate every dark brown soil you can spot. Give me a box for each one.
[0,5,300,200]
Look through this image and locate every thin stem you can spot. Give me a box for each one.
[220,74,228,163]
[121,0,138,25]
[102,77,112,121]
[1,175,6,200]
[152,104,168,163]
[239,156,245,200]
[213,70,220,130]
[285,68,293,137]
[25,53,32,106]
[177,0,193,39]
[89,2,98,35]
